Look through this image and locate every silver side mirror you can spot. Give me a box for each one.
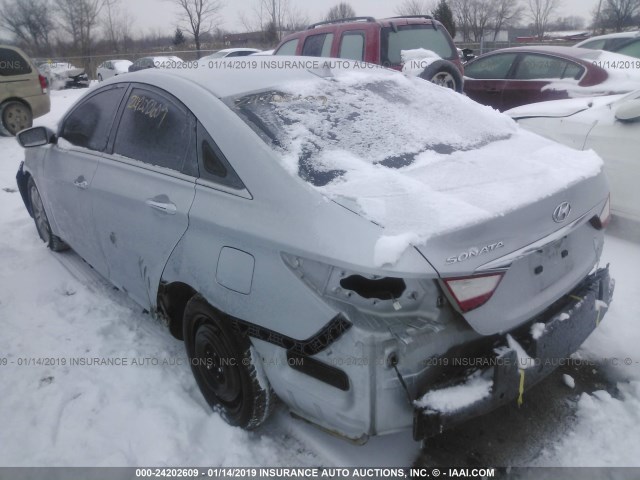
[17,126,56,148]
[615,99,640,122]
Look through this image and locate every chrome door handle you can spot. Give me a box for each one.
[73,179,88,189]
[145,199,177,215]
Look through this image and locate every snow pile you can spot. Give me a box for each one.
[562,374,575,389]
[536,383,640,466]
[243,68,604,266]
[401,48,441,77]
[414,372,493,412]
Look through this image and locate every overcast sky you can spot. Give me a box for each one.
[129,0,599,36]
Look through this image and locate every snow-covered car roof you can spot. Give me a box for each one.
[204,48,261,58]
[575,30,640,46]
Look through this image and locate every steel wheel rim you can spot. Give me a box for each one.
[4,104,30,134]
[193,321,242,406]
[431,72,457,90]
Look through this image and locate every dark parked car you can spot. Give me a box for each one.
[274,16,465,92]
[128,56,183,72]
[464,46,617,111]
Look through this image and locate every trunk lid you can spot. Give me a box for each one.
[415,170,609,335]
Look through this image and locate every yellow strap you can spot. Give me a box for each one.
[596,307,601,327]
[517,369,525,407]
[570,295,583,302]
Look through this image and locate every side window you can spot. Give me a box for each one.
[275,39,299,56]
[562,62,584,80]
[0,48,32,76]
[580,39,606,50]
[514,54,582,80]
[464,54,517,79]
[60,86,126,151]
[113,87,193,172]
[302,33,334,57]
[197,123,245,190]
[339,31,365,61]
[616,40,640,59]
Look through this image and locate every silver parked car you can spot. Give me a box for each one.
[15,59,614,442]
[97,59,132,81]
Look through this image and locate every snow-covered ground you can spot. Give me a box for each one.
[0,89,639,467]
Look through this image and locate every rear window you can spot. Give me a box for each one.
[0,48,32,76]
[229,71,512,187]
[381,25,455,66]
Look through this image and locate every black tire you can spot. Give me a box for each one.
[419,59,464,93]
[1,101,33,136]
[27,176,69,252]
[183,295,274,429]
[98,74,103,82]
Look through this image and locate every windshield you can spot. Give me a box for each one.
[230,70,513,187]
[381,25,456,65]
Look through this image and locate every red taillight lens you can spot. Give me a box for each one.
[38,74,48,93]
[590,195,611,230]
[444,273,504,313]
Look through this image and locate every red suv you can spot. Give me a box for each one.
[274,16,464,92]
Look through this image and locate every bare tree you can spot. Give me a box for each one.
[452,0,524,42]
[239,0,307,40]
[491,0,523,41]
[171,0,224,57]
[395,0,434,16]
[526,0,560,38]
[325,2,356,21]
[600,0,640,31]
[0,0,54,54]
[57,0,106,58]
[100,0,132,52]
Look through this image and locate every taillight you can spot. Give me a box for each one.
[443,273,504,313]
[38,74,48,93]
[590,195,611,230]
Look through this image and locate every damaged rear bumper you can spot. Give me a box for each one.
[413,267,614,440]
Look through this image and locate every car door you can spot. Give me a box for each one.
[90,84,197,308]
[41,84,128,276]
[583,95,640,220]
[463,53,517,110]
[501,54,582,110]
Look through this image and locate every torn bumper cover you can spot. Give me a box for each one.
[413,267,614,440]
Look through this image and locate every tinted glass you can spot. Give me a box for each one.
[339,32,365,61]
[381,25,455,66]
[276,39,299,55]
[580,39,606,50]
[197,123,245,189]
[464,54,517,79]
[113,88,191,171]
[0,48,32,76]
[60,87,125,151]
[616,40,640,59]
[514,54,576,80]
[302,34,334,57]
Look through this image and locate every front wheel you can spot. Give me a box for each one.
[420,60,464,93]
[27,177,69,251]
[183,295,274,429]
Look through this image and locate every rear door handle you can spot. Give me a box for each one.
[485,88,501,94]
[145,199,177,215]
[73,177,88,189]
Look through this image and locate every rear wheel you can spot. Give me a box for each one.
[183,295,274,429]
[0,101,33,136]
[98,74,103,82]
[420,60,464,93]
[27,177,69,252]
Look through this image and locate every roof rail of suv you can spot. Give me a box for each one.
[307,16,376,30]
[389,15,434,20]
